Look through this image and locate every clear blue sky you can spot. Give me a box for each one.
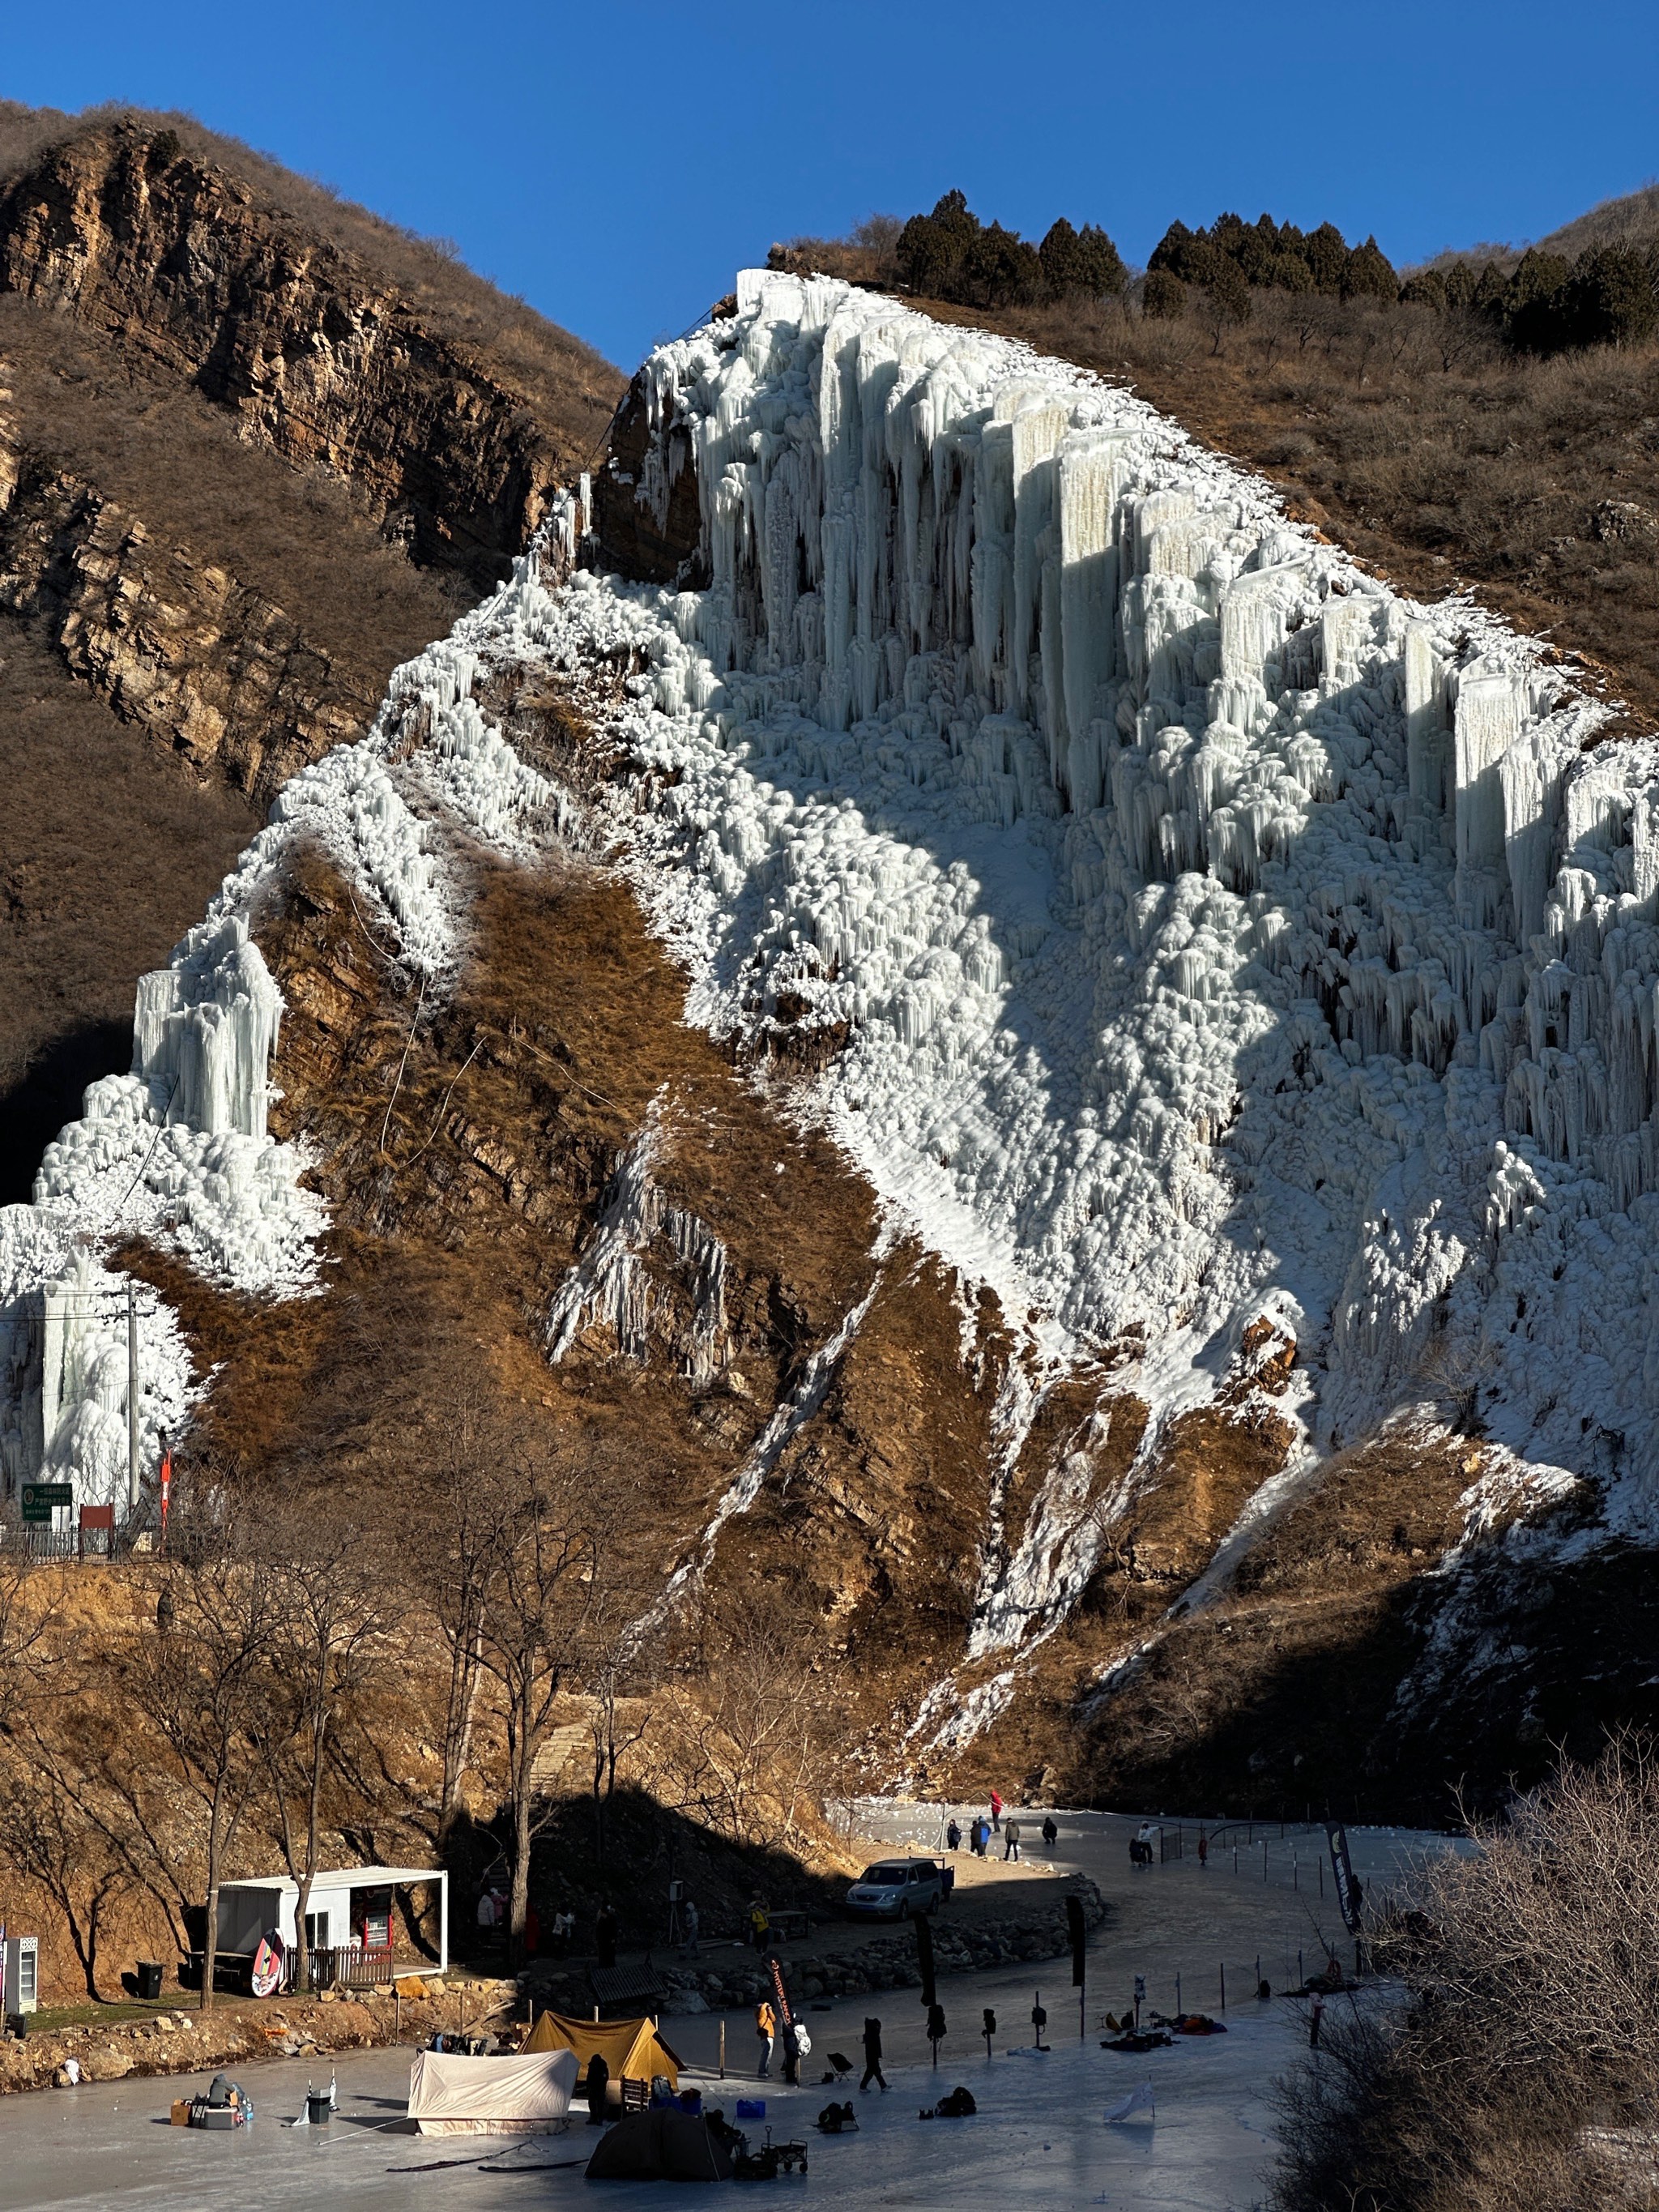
[6,0,1657,370]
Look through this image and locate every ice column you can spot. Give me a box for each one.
[1057,432,1129,809]
[132,916,282,1138]
[1009,398,1070,736]
[1454,662,1527,917]
[1405,620,1451,812]
[1499,730,1570,947]
[38,1253,130,1510]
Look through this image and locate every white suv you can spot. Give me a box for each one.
[846,1858,944,1919]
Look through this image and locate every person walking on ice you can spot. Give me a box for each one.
[989,1789,1004,1834]
[859,2016,888,2091]
[1004,1817,1022,1862]
[755,1998,776,2077]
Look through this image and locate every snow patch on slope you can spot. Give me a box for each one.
[545,1090,731,1386]
[0,497,593,1507]
[645,1270,885,1633]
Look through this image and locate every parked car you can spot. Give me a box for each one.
[845,1858,944,1919]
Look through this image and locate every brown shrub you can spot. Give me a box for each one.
[1273,1736,1659,2210]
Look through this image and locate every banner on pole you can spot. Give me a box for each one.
[764,1953,794,2030]
[1325,1824,1364,1933]
[1066,1894,1087,1988]
[914,1912,936,2008]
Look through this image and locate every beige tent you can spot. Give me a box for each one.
[406,2047,578,2135]
[519,2010,681,2093]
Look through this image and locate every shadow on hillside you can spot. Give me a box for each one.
[1079,1536,1659,1826]
[439,1786,852,1970]
[0,1015,130,1206]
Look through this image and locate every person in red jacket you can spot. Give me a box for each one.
[989,1790,1004,1834]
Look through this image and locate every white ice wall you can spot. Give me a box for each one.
[566,271,1659,1554]
[132,916,282,1138]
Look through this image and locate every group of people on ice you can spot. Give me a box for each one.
[944,1792,1060,1861]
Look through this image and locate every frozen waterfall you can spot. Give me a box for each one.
[560,268,1659,1534]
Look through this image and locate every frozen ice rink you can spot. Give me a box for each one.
[0,1813,1458,2211]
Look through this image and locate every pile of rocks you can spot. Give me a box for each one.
[0,1994,393,2098]
[655,1877,1107,2014]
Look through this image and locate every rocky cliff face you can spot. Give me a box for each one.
[0,117,609,590]
[0,422,373,799]
[0,109,622,1198]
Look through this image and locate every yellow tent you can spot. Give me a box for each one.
[519,2010,681,2092]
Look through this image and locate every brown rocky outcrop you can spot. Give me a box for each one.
[0,435,373,798]
[591,370,706,586]
[0,108,621,1191]
[0,118,614,590]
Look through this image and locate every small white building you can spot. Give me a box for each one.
[2,1935,38,2016]
[214,1864,448,1989]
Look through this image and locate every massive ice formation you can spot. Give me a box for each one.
[133,916,282,1139]
[556,270,1659,1539]
[0,918,313,1500]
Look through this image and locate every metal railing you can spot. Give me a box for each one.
[11,1521,120,1561]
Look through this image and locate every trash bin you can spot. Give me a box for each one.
[306,2090,332,2125]
[137,1962,164,2001]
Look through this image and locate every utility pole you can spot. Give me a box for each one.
[127,1279,139,1517]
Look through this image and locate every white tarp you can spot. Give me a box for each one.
[1103,2079,1156,2124]
[406,2048,578,2135]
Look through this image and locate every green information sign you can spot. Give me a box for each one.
[19,1482,72,1523]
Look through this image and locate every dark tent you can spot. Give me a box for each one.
[585,2109,733,2183]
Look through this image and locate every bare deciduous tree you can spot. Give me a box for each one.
[255,1509,386,1996]
[126,1509,279,2009]
[0,1526,58,1727]
[1273,1734,1659,2212]
[647,1600,821,1850]
[580,1572,654,1872]
[0,1732,130,2001]
[423,1430,602,1959]
[478,1463,599,1960]
[416,1391,500,1845]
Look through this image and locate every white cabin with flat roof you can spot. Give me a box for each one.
[213,1864,448,1990]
